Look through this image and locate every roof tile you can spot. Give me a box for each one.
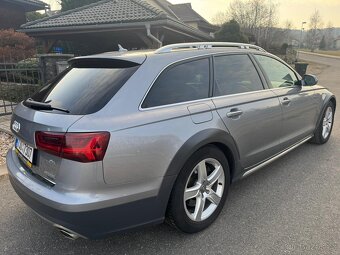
[21,0,165,29]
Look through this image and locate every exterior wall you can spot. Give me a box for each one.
[186,22,199,29]
[186,21,217,34]
[147,0,170,14]
[0,1,26,29]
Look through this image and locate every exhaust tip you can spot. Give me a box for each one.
[54,225,80,240]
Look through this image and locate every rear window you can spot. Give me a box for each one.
[31,65,139,115]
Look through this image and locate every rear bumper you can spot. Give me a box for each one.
[6,149,175,239]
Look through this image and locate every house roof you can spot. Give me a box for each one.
[152,0,179,19]
[19,0,213,41]
[168,3,218,32]
[21,0,165,29]
[169,3,203,22]
[2,0,48,11]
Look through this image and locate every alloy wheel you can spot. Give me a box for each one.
[322,106,333,139]
[183,158,225,222]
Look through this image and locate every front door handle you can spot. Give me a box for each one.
[226,109,243,118]
[282,97,291,105]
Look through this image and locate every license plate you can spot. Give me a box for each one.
[15,138,34,168]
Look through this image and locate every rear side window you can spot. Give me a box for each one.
[142,58,210,108]
[254,55,298,88]
[213,54,264,96]
[31,65,139,115]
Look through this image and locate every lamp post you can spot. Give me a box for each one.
[297,21,307,61]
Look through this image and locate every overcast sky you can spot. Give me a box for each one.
[44,0,340,28]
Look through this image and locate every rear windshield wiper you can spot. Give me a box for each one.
[24,98,70,113]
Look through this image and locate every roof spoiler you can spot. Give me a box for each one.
[68,58,141,68]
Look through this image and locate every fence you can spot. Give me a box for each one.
[0,59,43,116]
[0,54,73,116]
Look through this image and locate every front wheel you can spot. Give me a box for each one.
[310,101,335,144]
[166,145,230,233]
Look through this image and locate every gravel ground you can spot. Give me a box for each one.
[0,132,14,166]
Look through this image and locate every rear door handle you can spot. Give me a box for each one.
[226,109,243,118]
[282,97,291,105]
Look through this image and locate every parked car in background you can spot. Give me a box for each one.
[6,42,336,239]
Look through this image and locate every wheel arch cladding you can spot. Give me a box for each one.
[330,96,336,111]
[159,129,241,220]
[165,128,241,183]
[316,95,337,130]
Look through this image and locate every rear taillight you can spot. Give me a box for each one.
[35,131,110,163]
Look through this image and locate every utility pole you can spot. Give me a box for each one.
[297,21,307,61]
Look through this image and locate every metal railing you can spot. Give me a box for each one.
[0,60,42,116]
[155,42,266,54]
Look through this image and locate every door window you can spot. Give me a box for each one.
[254,55,298,88]
[213,54,264,96]
[142,58,210,108]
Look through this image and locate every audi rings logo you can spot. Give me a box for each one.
[12,120,21,133]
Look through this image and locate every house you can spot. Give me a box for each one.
[291,39,299,48]
[18,0,218,54]
[0,0,48,29]
[334,37,340,50]
[168,2,217,36]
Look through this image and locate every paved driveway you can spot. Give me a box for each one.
[0,53,339,255]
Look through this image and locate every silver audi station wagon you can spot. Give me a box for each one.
[7,42,336,239]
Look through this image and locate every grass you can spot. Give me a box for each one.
[314,50,340,57]
[300,49,340,57]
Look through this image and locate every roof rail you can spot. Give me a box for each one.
[154,42,266,54]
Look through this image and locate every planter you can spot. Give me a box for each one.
[295,62,309,76]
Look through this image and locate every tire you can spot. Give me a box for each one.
[310,101,335,144]
[166,145,230,233]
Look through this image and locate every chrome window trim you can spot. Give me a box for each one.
[139,51,267,111]
[139,87,270,112]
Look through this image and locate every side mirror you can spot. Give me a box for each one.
[303,74,318,86]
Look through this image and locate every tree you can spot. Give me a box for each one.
[324,22,335,50]
[215,19,248,43]
[26,11,47,22]
[282,20,293,44]
[226,0,279,48]
[319,35,326,50]
[0,29,36,62]
[305,10,323,51]
[212,12,228,26]
[59,0,102,11]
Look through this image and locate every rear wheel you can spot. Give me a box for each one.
[166,145,230,233]
[310,101,335,144]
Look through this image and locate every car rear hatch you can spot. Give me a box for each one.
[10,53,144,185]
[11,106,83,184]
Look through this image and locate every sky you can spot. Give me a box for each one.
[44,0,340,28]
